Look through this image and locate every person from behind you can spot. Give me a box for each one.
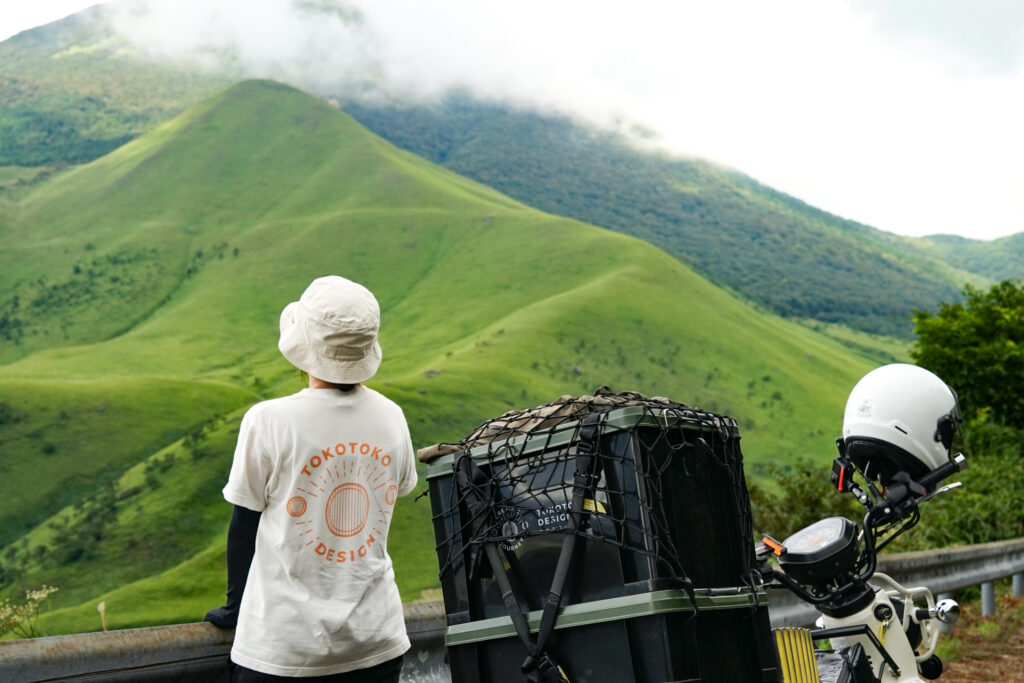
[206,275,418,683]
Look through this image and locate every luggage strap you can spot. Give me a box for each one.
[455,412,605,683]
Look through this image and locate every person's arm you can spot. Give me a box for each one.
[204,505,261,629]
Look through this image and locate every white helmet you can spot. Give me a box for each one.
[841,364,961,483]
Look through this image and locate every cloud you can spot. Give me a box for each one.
[844,0,1024,76]
[108,0,382,91]
[105,0,1024,239]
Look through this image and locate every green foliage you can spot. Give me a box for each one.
[0,379,249,547]
[0,8,229,167]
[897,414,1024,550]
[919,233,1024,286]
[748,459,862,540]
[750,413,1024,554]
[900,280,1024,549]
[911,280,1024,427]
[0,411,243,611]
[38,542,228,634]
[0,107,135,166]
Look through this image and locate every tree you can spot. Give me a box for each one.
[911,280,1024,428]
[748,460,861,540]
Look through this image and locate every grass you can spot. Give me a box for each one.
[0,80,891,633]
[0,166,47,186]
[0,378,250,546]
[36,538,230,635]
[794,319,911,366]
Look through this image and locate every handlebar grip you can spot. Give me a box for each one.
[918,453,967,491]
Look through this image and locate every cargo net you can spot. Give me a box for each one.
[424,387,755,590]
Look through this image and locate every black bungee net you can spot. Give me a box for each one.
[425,387,757,683]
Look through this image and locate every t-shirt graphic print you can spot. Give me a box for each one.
[290,440,399,566]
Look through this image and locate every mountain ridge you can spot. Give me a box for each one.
[344,98,993,336]
[1,8,1019,339]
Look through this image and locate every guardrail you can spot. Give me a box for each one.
[0,602,449,683]
[3,538,1023,682]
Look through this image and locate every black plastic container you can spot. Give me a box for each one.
[427,405,780,682]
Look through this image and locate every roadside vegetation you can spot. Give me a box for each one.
[751,280,1024,550]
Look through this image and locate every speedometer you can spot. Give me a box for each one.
[778,517,859,586]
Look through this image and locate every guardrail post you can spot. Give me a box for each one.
[1014,573,1023,598]
[981,582,996,617]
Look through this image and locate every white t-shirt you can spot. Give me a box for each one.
[222,386,418,677]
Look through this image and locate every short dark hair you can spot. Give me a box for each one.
[299,370,357,392]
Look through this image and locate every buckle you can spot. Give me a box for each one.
[523,653,571,682]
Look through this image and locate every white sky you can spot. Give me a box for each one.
[3,0,1023,241]
[0,2,100,43]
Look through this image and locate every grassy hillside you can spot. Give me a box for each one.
[1,8,1014,342]
[0,378,248,546]
[0,80,897,634]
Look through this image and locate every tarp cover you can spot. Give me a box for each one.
[417,385,691,463]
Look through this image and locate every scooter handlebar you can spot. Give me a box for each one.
[916,598,961,625]
[917,453,967,492]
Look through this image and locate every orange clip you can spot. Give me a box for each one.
[762,536,786,557]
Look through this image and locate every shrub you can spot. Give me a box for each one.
[0,585,58,639]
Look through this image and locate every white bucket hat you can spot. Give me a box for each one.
[278,276,382,384]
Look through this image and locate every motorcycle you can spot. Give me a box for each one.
[758,447,968,682]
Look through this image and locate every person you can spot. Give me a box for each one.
[205,275,418,682]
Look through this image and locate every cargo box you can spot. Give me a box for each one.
[426,396,780,681]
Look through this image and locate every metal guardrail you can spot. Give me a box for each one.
[2,538,1023,681]
[0,602,449,682]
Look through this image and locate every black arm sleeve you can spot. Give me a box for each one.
[228,504,260,576]
[204,505,261,629]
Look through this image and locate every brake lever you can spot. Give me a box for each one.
[916,481,963,504]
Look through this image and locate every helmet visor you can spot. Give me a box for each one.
[934,386,962,452]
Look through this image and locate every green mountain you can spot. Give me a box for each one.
[1,7,1017,340]
[0,6,229,167]
[1,80,891,634]
[342,98,998,337]
[916,233,1024,284]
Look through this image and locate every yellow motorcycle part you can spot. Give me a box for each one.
[773,627,820,683]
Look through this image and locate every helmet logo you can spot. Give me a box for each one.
[857,399,873,417]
